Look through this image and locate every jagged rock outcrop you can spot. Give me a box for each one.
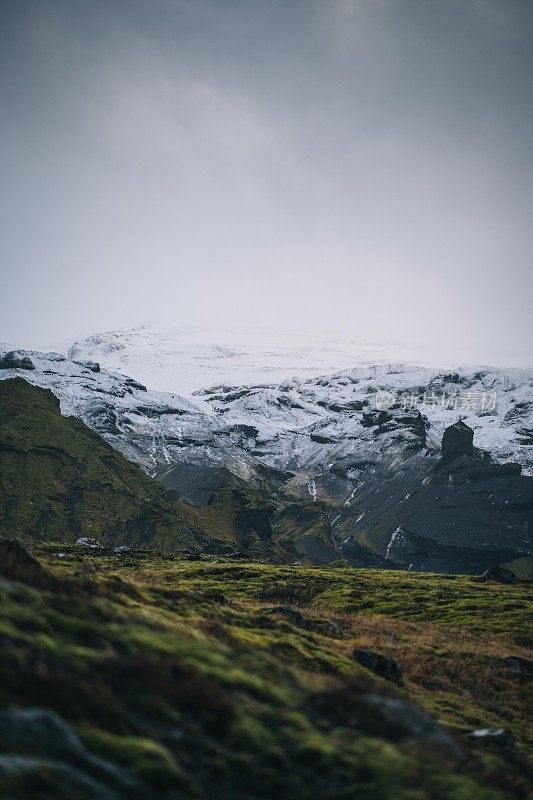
[441,420,474,459]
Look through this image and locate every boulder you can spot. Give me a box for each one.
[480,565,516,584]
[355,694,464,762]
[353,648,403,685]
[0,351,35,370]
[505,656,533,676]
[309,617,341,637]
[261,606,307,628]
[75,537,103,549]
[0,538,42,581]
[468,728,516,752]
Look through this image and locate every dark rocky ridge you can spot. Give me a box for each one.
[338,420,532,573]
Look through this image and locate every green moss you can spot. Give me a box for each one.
[0,378,206,552]
[0,545,529,799]
[79,727,199,793]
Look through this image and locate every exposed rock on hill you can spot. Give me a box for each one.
[338,421,532,572]
[353,649,403,685]
[0,351,35,370]
[441,419,474,459]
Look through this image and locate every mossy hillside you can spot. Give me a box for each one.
[98,553,533,750]
[0,546,530,799]
[126,558,531,640]
[0,378,338,564]
[504,556,533,580]
[186,474,338,564]
[0,378,211,551]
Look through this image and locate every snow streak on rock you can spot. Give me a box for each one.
[385,527,405,561]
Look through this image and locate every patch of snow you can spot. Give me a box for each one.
[344,486,359,506]
[385,526,405,560]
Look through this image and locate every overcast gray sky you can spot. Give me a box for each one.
[1,0,532,364]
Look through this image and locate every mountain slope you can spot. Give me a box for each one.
[336,449,533,572]
[173,467,338,564]
[2,348,532,481]
[0,378,338,563]
[0,378,209,551]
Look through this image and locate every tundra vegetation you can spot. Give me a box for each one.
[0,545,531,799]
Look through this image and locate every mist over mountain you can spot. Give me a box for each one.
[2,1,533,361]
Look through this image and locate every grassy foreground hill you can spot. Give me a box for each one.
[0,544,531,799]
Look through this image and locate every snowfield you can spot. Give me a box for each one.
[65,325,450,398]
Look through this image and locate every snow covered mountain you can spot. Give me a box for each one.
[66,325,444,398]
[1,340,532,572]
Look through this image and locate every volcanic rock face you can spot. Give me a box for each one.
[340,422,532,573]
